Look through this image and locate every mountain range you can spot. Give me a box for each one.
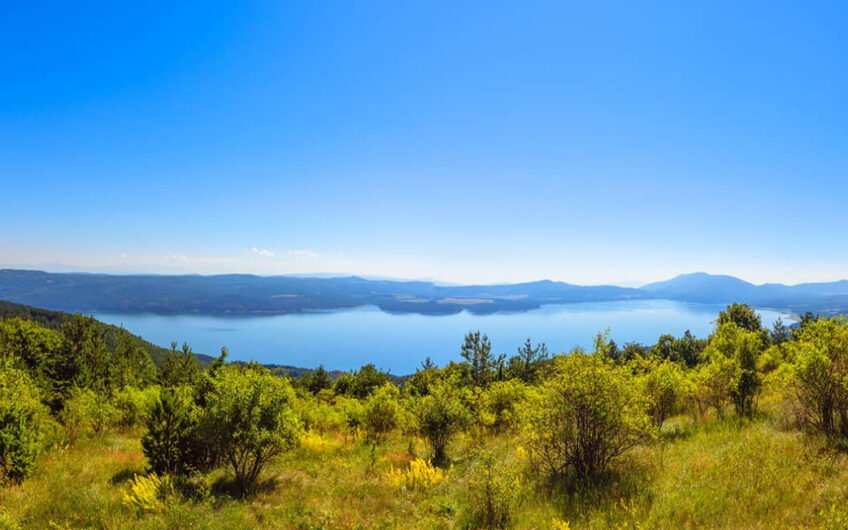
[1,269,847,317]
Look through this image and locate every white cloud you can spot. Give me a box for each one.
[250,247,275,257]
[287,249,317,258]
[164,253,236,265]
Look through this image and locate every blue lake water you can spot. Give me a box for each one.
[94,300,790,375]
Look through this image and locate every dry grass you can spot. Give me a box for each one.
[2,415,848,528]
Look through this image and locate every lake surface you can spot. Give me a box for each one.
[95,300,790,374]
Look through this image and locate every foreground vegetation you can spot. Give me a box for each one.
[1,304,848,528]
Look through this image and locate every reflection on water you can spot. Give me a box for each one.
[95,300,789,374]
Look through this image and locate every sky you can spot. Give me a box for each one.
[1,1,847,287]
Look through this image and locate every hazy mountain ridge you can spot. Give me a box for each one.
[0,269,846,317]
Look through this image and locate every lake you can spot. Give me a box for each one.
[94,300,790,375]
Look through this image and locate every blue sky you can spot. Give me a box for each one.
[1,1,847,286]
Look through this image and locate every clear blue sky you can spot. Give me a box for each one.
[2,1,847,286]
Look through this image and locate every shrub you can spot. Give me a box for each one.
[123,473,175,515]
[142,386,207,476]
[412,379,470,465]
[61,387,114,442]
[476,379,528,433]
[464,450,520,529]
[203,365,302,493]
[524,352,652,482]
[294,395,347,434]
[700,323,763,418]
[0,364,45,484]
[385,458,449,491]
[114,385,160,428]
[362,383,400,444]
[634,357,691,429]
[790,317,848,439]
[692,356,736,419]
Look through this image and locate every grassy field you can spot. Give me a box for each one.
[2,412,847,529]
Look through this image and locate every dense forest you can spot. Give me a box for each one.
[1,303,848,528]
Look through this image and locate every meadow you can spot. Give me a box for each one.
[2,304,848,529]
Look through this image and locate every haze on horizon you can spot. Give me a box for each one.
[2,2,847,287]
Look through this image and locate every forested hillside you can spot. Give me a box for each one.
[2,304,848,528]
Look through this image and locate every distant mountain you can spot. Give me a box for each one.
[0,269,846,317]
[0,269,642,316]
[641,272,848,315]
[641,273,763,303]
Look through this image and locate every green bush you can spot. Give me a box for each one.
[60,387,114,442]
[413,378,470,465]
[633,357,691,429]
[790,317,848,439]
[203,365,302,492]
[142,386,207,476]
[524,352,652,482]
[699,323,763,418]
[475,379,528,433]
[113,385,160,428]
[0,363,45,484]
[362,383,400,443]
[464,450,520,529]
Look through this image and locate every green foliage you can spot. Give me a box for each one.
[142,386,207,476]
[362,383,400,443]
[0,363,45,484]
[692,355,736,418]
[464,450,520,529]
[651,330,705,367]
[158,342,201,388]
[110,330,156,389]
[633,357,691,429]
[524,352,652,482]
[413,379,470,465]
[700,323,763,418]
[0,318,61,374]
[789,317,848,439]
[302,365,332,395]
[476,379,528,433]
[61,387,114,441]
[461,331,504,388]
[334,363,389,398]
[718,303,763,332]
[505,338,549,383]
[113,385,161,428]
[202,364,302,492]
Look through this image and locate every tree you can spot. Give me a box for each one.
[111,330,156,389]
[0,318,61,375]
[413,379,470,465]
[0,363,45,484]
[158,342,201,388]
[524,352,652,481]
[789,317,848,438]
[651,330,704,367]
[731,330,761,418]
[461,331,503,388]
[203,365,301,493]
[304,365,332,395]
[634,357,690,429]
[362,383,400,444]
[506,338,548,383]
[771,317,790,345]
[342,364,390,399]
[142,387,207,476]
[476,379,528,433]
[698,323,762,418]
[717,303,762,332]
